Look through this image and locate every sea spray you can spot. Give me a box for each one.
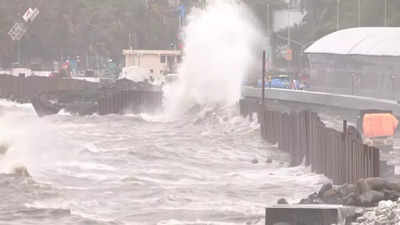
[0,110,77,175]
[162,0,264,118]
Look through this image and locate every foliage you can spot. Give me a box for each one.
[0,0,181,67]
[1,0,400,69]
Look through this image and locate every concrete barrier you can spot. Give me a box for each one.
[0,74,162,116]
[242,86,400,116]
[0,74,100,102]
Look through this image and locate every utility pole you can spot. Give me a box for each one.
[336,0,340,30]
[287,1,291,75]
[287,2,290,48]
[266,2,272,71]
[266,3,270,34]
[262,50,266,105]
[129,32,132,50]
[17,40,21,64]
[384,0,389,26]
[358,0,361,27]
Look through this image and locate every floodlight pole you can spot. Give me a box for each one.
[385,0,389,26]
[358,0,361,27]
[287,2,291,76]
[336,0,341,30]
[17,40,21,64]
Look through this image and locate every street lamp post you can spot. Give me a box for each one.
[385,0,389,26]
[287,1,291,75]
[336,0,340,30]
[266,2,272,71]
[266,3,270,34]
[287,2,290,48]
[358,0,361,27]
[17,40,21,64]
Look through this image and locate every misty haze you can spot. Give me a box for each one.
[1,1,400,225]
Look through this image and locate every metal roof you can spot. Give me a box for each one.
[305,27,400,56]
[123,49,181,56]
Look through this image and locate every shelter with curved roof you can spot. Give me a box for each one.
[305,28,400,100]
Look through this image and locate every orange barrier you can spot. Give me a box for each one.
[363,113,399,138]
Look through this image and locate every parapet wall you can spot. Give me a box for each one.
[0,74,162,116]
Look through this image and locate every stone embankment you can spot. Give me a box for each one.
[353,200,400,225]
[300,177,400,207]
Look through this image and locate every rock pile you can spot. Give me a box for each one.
[354,200,400,225]
[300,177,400,207]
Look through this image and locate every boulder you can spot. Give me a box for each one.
[339,184,357,196]
[277,198,288,204]
[12,166,30,177]
[251,158,259,164]
[385,181,400,193]
[266,158,273,164]
[0,144,7,155]
[364,177,387,191]
[299,192,320,204]
[358,190,385,207]
[382,189,400,201]
[296,178,400,207]
[299,198,313,204]
[343,192,357,206]
[357,178,371,194]
[322,189,344,204]
[322,189,338,199]
[318,183,333,197]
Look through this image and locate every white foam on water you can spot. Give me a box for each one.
[25,199,119,223]
[0,109,78,176]
[54,161,117,172]
[157,220,244,225]
[0,99,35,113]
[57,109,72,116]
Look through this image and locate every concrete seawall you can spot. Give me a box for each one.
[0,74,162,116]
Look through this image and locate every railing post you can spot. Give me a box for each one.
[342,120,347,139]
[262,50,266,105]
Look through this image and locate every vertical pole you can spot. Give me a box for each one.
[385,0,387,26]
[262,50,266,105]
[61,48,64,62]
[392,75,394,100]
[86,53,89,70]
[17,40,21,64]
[135,32,138,49]
[287,2,290,47]
[266,3,270,34]
[385,0,389,26]
[287,2,291,76]
[129,32,132,49]
[266,3,272,71]
[267,3,274,71]
[358,0,361,27]
[336,0,340,30]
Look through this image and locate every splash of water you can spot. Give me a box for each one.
[0,108,77,176]
[162,0,264,118]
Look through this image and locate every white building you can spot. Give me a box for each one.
[122,49,182,77]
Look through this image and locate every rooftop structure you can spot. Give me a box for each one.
[122,49,182,77]
[305,27,400,56]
